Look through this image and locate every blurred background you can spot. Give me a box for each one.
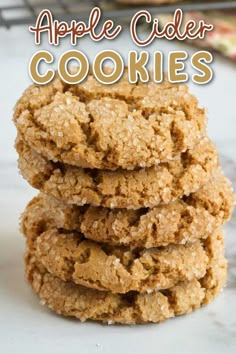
[0,1,236,354]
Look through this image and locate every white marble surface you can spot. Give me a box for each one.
[0,18,236,354]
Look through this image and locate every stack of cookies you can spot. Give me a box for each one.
[14,71,234,324]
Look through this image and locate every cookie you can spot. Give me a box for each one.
[16,137,218,209]
[14,71,206,170]
[24,220,223,293]
[22,172,233,248]
[25,240,227,324]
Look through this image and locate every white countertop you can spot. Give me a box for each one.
[0,23,236,354]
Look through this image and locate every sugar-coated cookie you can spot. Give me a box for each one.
[24,219,223,293]
[16,137,218,209]
[22,171,233,248]
[14,71,206,170]
[25,239,227,324]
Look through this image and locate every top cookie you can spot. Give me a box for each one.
[14,70,206,170]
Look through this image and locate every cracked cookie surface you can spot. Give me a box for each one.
[24,220,223,293]
[16,137,218,209]
[14,71,206,170]
[22,172,234,248]
[25,234,227,324]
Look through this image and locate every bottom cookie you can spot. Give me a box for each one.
[25,248,227,324]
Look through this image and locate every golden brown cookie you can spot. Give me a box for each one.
[16,137,218,209]
[24,222,223,294]
[14,72,206,170]
[25,239,227,324]
[22,172,233,248]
